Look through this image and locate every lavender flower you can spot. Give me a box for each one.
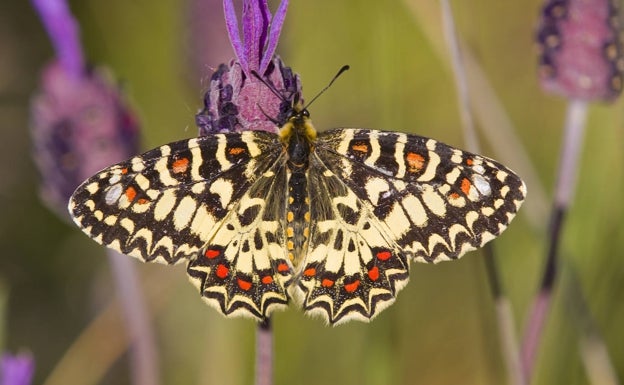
[30,62,140,220]
[31,0,139,222]
[195,0,302,134]
[0,353,34,385]
[537,0,624,101]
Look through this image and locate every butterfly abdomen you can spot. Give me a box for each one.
[285,126,313,268]
[286,170,310,266]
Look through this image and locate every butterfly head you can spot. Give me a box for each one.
[279,96,317,142]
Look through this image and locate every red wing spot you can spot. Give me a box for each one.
[172,158,189,174]
[216,264,229,279]
[351,143,369,153]
[344,280,360,293]
[368,266,380,281]
[121,168,129,174]
[237,278,252,291]
[303,267,316,277]
[277,263,290,273]
[460,178,472,195]
[204,249,220,259]
[406,152,425,172]
[322,278,334,288]
[125,186,137,201]
[376,250,391,261]
[262,276,274,284]
[449,192,460,200]
[229,147,245,155]
[136,198,149,205]
[466,158,474,166]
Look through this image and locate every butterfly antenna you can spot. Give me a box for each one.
[257,103,281,125]
[302,65,350,110]
[250,70,288,103]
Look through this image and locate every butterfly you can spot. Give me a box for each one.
[68,101,526,325]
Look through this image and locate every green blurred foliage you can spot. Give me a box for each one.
[1,0,623,385]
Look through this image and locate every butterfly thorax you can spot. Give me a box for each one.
[279,109,316,267]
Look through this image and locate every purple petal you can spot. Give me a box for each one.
[223,0,249,72]
[537,0,623,101]
[259,0,288,73]
[242,0,270,71]
[195,57,302,134]
[31,0,84,79]
[1,353,35,385]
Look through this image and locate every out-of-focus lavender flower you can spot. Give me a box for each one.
[30,62,140,220]
[30,0,140,220]
[195,0,302,134]
[0,353,34,385]
[537,0,624,101]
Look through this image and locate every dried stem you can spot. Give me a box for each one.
[255,318,273,385]
[440,2,524,384]
[42,269,174,385]
[440,0,479,153]
[563,268,620,385]
[107,250,160,385]
[520,99,588,381]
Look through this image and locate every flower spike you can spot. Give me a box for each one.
[198,0,299,134]
[222,0,289,76]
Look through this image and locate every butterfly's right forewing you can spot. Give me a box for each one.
[68,131,283,266]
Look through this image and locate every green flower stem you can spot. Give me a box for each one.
[255,318,273,385]
[521,99,588,381]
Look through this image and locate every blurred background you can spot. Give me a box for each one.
[1,1,623,384]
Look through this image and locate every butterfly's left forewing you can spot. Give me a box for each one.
[316,128,526,263]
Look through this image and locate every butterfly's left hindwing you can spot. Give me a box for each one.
[186,152,293,319]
